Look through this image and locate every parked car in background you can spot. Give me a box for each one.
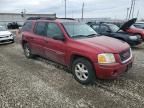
[87,22,142,46]
[0,26,14,43]
[113,18,144,41]
[21,17,133,85]
[7,22,22,29]
[133,22,144,29]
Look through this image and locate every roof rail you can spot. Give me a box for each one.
[26,17,75,21]
[57,18,75,20]
[27,17,56,20]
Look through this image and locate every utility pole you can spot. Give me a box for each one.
[64,0,67,18]
[126,8,129,20]
[137,10,139,19]
[132,0,136,18]
[82,2,84,20]
[128,0,134,19]
[21,9,26,19]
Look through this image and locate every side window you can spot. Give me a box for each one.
[46,23,63,38]
[22,22,32,32]
[34,22,47,36]
[100,25,109,33]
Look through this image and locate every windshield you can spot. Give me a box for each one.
[63,22,97,38]
[0,26,7,31]
[108,24,120,32]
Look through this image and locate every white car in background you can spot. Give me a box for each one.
[0,26,14,43]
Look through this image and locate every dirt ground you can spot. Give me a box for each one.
[0,34,144,108]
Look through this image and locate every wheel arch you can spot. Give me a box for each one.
[22,40,28,48]
[70,54,95,71]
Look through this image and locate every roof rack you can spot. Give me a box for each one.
[57,18,75,20]
[27,17,75,21]
[27,17,56,20]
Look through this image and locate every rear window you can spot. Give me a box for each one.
[22,21,33,32]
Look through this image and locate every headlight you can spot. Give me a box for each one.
[98,53,116,64]
[129,36,138,40]
[10,34,14,37]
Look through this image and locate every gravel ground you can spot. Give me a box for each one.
[0,35,144,108]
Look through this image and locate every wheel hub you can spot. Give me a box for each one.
[75,63,88,81]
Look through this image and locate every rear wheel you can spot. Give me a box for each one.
[23,43,34,58]
[11,39,15,43]
[72,58,96,85]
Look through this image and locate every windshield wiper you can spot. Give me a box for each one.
[87,34,97,37]
[72,34,97,38]
[72,35,87,38]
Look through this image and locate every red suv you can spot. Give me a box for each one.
[21,17,133,84]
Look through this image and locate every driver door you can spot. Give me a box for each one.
[44,22,66,65]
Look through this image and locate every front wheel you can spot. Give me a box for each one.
[72,58,96,85]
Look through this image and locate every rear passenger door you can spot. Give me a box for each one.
[31,22,47,56]
[22,21,35,52]
[44,22,66,65]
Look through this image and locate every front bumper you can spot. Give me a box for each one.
[94,57,133,79]
[128,39,143,46]
[0,36,14,42]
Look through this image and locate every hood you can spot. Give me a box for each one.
[120,18,137,31]
[0,31,12,37]
[112,31,136,37]
[76,36,129,53]
[129,27,144,32]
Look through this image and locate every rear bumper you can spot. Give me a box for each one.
[94,57,133,79]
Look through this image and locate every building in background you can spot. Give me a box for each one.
[0,13,56,27]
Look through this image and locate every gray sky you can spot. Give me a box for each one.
[0,0,143,19]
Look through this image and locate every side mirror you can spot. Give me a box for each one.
[53,36,65,41]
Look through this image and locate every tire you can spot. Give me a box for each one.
[72,58,96,85]
[11,39,15,43]
[23,43,34,58]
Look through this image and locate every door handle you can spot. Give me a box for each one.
[29,37,34,39]
[44,40,48,43]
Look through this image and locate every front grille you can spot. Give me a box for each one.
[119,49,131,63]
